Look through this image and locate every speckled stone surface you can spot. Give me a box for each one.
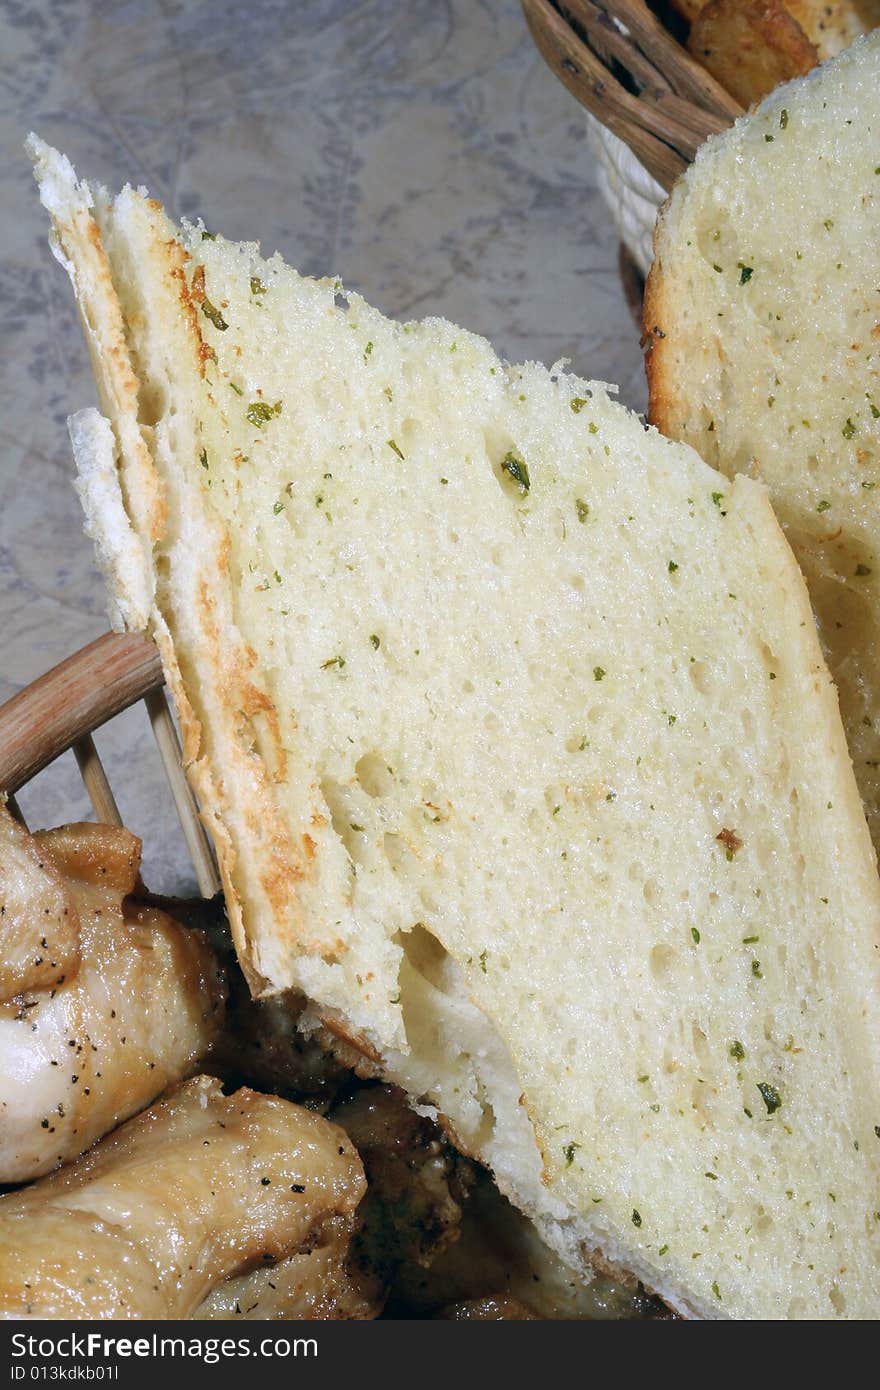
[1,0,646,892]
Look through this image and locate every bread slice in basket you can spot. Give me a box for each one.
[646,32,880,853]
[29,138,880,1319]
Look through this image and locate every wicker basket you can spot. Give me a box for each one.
[0,631,219,898]
[521,0,743,274]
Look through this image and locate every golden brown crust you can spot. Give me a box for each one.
[34,822,141,894]
[687,0,817,106]
[642,223,676,437]
[47,179,165,553]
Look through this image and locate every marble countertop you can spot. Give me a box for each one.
[0,0,646,892]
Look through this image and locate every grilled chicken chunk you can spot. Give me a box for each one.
[0,809,80,1000]
[0,815,224,1182]
[0,1076,367,1319]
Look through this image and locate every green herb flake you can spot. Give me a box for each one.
[501,451,531,493]
[199,448,208,470]
[631,1209,642,1228]
[201,230,216,241]
[742,934,759,944]
[229,381,244,396]
[479,949,488,973]
[712,1282,722,1301]
[593,666,606,682]
[201,298,228,331]
[563,1142,580,1167]
[757,1081,782,1114]
[824,218,835,230]
[576,499,590,523]
[764,133,774,142]
[364,341,373,363]
[870,403,880,419]
[387,438,405,460]
[752,959,763,978]
[691,927,701,945]
[570,397,587,413]
[816,499,832,512]
[843,418,857,439]
[658,1244,669,1257]
[705,1172,718,1181]
[668,559,679,573]
[856,563,873,577]
[250,276,268,296]
[272,501,284,515]
[780,109,789,128]
[246,400,282,428]
[370,634,381,650]
[588,422,599,435]
[321,655,346,670]
[738,264,754,285]
[711,491,725,508]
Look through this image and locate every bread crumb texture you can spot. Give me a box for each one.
[30,135,880,1318]
[647,31,880,858]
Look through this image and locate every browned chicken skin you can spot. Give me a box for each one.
[0,815,225,1183]
[0,809,80,1000]
[0,1076,369,1319]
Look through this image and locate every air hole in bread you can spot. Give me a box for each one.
[691,1022,711,1069]
[741,706,756,742]
[320,775,369,864]
[399,923,449,991]
[137,381,167,428]
[354,751,394,799]
[650,943,677,979]
[398,417,420,456]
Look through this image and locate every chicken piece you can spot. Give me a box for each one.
[435,1296,537,1320]
[330,1083,476,1301]
[389,1165,673,1319]
[0,807,79,1000]
[333,1082,668,1319]
[196,1243,376,1320]
[211,975,352,1110]
[0,819,225,1182]
[0,1076,367,1319]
